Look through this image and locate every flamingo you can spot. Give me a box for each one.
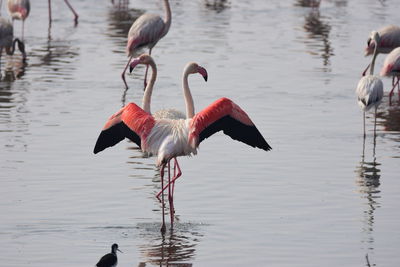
[380,47,400,103]
[96,243,122,267]
[94,64,271,233]
[129,54,208,217]
[356,31,384,138]
[6,0,30,40]
[363,25,400,76]
[121,0,171,90]
[48,0,79,25]
[0,17,26,73]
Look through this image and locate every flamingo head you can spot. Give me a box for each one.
[365,31,380,56]
[129,54,154,73]
[185,62,208,81]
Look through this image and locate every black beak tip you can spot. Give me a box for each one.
[129,66,133,73]
[204,75,208,82]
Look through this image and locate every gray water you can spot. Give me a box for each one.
[1,0,400,266]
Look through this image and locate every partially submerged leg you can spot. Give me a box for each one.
[363,111,366,138]
[373,107,377,139]
[64,0,79,24]
[160,163,166,234]
[167,161,174,227]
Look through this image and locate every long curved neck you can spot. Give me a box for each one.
[182,68,195,119]
[162,0,171,37]
[370,40,379,75]
[142,61,157,114]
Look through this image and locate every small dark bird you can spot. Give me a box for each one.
[96,243,122,267]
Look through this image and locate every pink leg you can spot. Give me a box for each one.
[389,76,400,105]
[397,76,400,101]
[64,0,79,24]
[167,161,174,227]
[171,158,182,197]
[160,163,166,234]
[156,157,182,199]
[121,55,133,90]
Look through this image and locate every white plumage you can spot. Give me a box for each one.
[356,76,384,111]
[145,119,197,166]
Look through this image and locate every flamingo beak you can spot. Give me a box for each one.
[117,248,123,253]
[129,58,141,73]
[198,66,208,82]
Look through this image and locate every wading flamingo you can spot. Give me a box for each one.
[96,243,122,267]
[129,54,208,220]
[7,0,30,40]
[48,0,79,25]
[363,25,400,75]
[121,0,171,90]
[356,31,384,138]
[94,63,271,233]
[380,47,400,103]
[0,17,26,72]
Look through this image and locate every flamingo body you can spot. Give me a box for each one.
[7,0,30,21]
[365,25,400,56]
[356,76,384,111]
[126,14,168,56]
[153,108,186,120]
[380,47,400,77]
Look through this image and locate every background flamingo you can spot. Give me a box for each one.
[380,47,400,103]
[121,0,171,89]
[356,31,384,138]
[94,63,271,233]
[0,17,26,73]
[363,25,400,75]
[48,0,79,25]
[7,0,30,40]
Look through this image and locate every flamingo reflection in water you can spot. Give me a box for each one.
[94,61,272,233]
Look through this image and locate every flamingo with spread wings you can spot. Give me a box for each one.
[94,62,271,233]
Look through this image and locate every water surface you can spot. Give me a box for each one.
[1,0,400,266]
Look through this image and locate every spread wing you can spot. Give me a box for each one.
[189,98,271,151]
[93,103,155,154]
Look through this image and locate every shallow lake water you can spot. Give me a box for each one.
[1,0,400,266]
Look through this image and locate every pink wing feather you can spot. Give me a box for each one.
[189,98,271,151]
[94,103,155,153]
